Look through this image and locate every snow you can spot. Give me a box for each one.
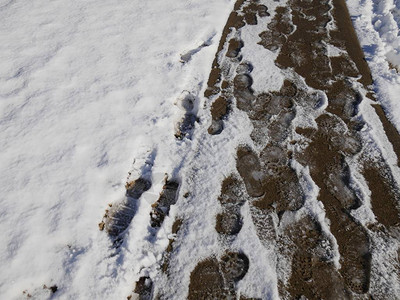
[235,201,279,298]
[240,15,286,93]
[0,0,233,298]
[291,160,342,269]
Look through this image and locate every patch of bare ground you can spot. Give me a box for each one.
[231,0,399,296]
[203,0,246,99]
[208,96,230,135]
[236,141,304,217]
[130,277,153,300]
[363,162,400,228]
[188,252,249,299]
[331,0,373,87]
[258,6,293,52]
[234,77,315,250]
[279,214,351,299]
[372,104,400,167]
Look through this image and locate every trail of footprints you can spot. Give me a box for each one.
[98,152,155,248]
[99,88,195,249]
[188,252,250,299]
[99,66,200,298]
[189,1,274,298]
[99,0,400,298]
[99,61,198,299]
[98,155,182,298]
[200,0,400,298]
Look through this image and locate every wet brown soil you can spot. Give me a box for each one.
[363,164,400,228]
[269,0,378,295]
[295,115,372,294]
[208,96,230,135]
[204,0,246,99]
[188,258,227,299]
[215,176,246,236]
[281,214,351,299]
[188,252,249,299]
[205,0,271,131]
[332,0,373,86]
[258,0,400,297]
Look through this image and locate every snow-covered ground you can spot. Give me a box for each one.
[0,0,233,298]
[2,0,400,298]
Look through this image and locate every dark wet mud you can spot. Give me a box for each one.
[363,163,400,228]
[295,116,372,295]
[281,214,351,299]
[208,96,230,135]
[188,252,249,299]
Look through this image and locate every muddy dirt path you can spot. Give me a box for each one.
[130,0,400,298]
